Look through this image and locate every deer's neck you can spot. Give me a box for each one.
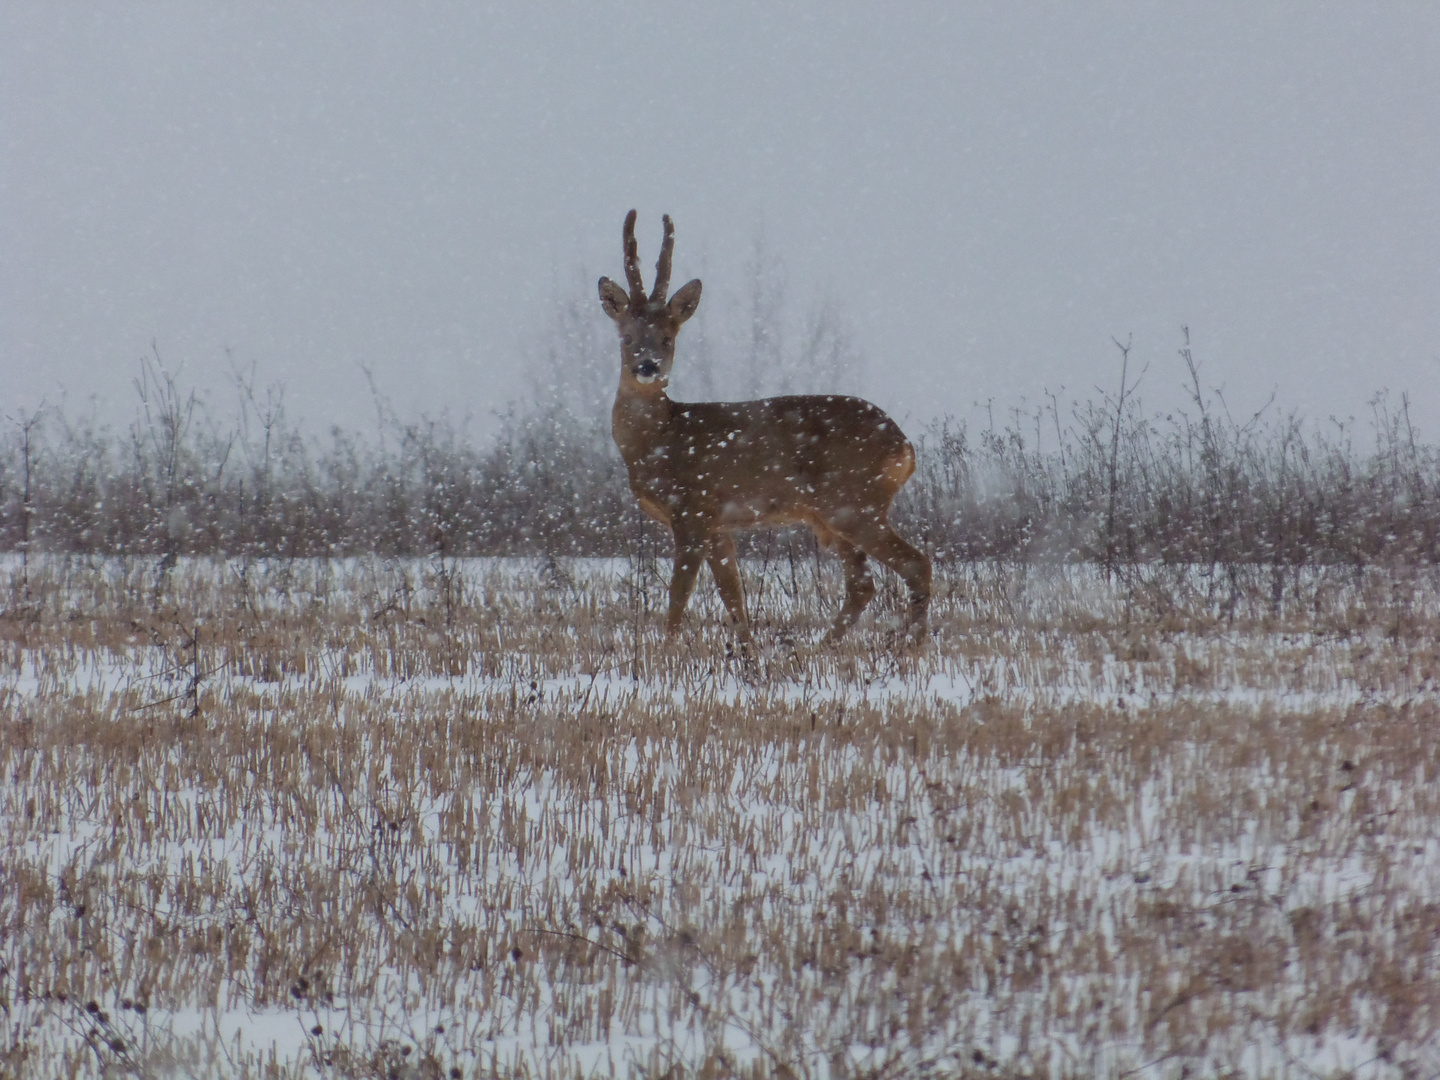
[611,387,675,468]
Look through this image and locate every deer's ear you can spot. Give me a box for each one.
[598,277,630,321]
[668,279,702,324]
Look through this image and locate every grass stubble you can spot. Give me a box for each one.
[1,554,1438,1079]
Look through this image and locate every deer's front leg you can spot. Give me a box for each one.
[666,520,709,636]
[706,532,753,643]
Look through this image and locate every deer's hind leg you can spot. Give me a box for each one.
[821,537,876,644]
[843,518,932,643]
[706,532,753,643]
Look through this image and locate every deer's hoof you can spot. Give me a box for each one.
[902,621,930,652]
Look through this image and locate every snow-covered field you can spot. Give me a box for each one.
[2,555,1438,1078]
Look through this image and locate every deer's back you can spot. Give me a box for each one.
[650,394,916,520]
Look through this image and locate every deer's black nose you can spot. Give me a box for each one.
[635,360,659,379]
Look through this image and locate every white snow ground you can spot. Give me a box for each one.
[2,555,1438,1078]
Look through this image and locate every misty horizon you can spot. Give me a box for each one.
[4,4,1437,440]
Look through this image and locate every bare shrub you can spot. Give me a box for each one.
[3,332,1437,587]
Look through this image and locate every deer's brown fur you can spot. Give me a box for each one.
[599,210,931,645]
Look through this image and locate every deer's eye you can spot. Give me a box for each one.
[662,337,673,348]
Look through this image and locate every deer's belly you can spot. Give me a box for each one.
[715,497,809,529]
[629,461,822,532]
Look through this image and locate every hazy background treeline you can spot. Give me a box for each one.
[4,282,1438,578]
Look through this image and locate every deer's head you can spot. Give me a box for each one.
[598,211,702,394]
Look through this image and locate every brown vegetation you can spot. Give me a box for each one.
[2,555,1437,1077]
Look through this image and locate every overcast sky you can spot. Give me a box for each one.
[3,2,1437,439]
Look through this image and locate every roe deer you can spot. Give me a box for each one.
[598,211,931,646]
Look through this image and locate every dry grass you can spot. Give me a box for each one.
[2,554,1438,1079]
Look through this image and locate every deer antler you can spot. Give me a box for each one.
[651,215,675,303]
[622,210,647,304]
